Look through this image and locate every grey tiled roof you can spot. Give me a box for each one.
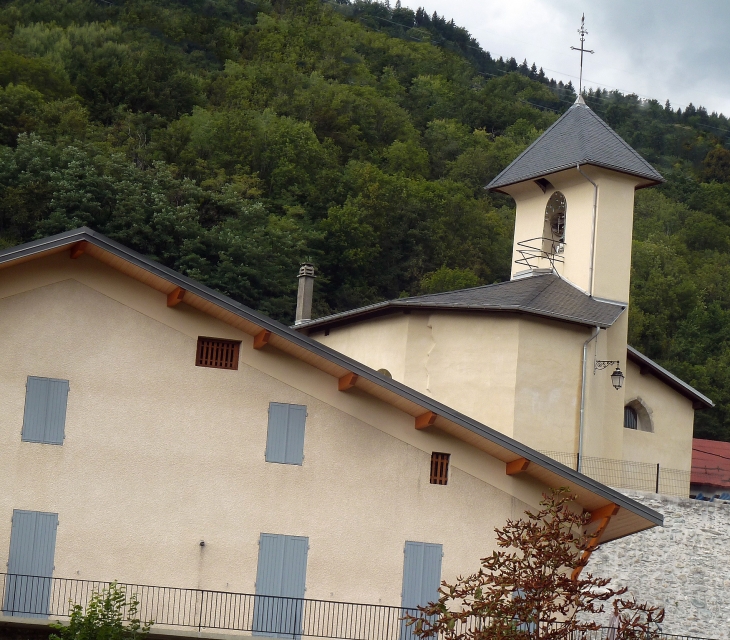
[487,101,664,190]
[296,273,626,330]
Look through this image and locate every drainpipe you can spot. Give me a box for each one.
[578,327,600,473]
[576,164,598,296]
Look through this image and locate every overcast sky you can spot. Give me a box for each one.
[398,0,730,117]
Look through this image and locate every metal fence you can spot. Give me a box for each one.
[539,451,690,498]
[0,573,716,640]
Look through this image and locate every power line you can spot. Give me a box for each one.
[693,448,730,461]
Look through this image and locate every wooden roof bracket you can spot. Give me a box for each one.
[506,458,530,475]
[253,329,271,350]
[338,372,359,391]
[415,411,437,430]
[571,503,620,580]
[69,241,87,259]
[167,286,186,307]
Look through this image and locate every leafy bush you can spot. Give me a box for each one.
[50,582,152,640]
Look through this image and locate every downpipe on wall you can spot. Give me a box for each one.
[576,164,598,296]
[579,327,601,474]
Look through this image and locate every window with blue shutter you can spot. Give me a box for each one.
[400,541,443,640]
[265,403,307,465]
[22,377,69,445]
[253,533,309,638]
[3,510,58,618]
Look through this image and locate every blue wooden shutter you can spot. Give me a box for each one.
[284,405,306,465]
[22,377,69,445]
[400,542,442,640]
[4,510,58,618]
[253,534,308,638]
[265,403,306,465]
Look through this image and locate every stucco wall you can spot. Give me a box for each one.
[588,491,730,639]
[0,254,544,606]
[308,313,409,382]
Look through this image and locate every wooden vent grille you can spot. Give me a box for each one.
[430,452,450,485]
[196,337,241,370]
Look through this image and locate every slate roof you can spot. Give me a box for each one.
[296,273,626,331]
[487,99,665,191]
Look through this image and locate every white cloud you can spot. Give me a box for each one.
[398,0,730,116]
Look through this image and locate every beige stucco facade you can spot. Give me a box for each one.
[311,308,694,478]
[0,252,560,605]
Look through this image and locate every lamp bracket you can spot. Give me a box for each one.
[594,359,619,373]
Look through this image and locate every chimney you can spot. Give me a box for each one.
[295,263,315,325]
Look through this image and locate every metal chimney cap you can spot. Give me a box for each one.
[298,263,315,278]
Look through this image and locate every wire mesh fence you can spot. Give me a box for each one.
[539,452,690,498]
[0,573,717,640]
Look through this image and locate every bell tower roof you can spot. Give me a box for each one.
[487,100,664,192]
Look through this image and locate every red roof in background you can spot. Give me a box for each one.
[692,438,730,489]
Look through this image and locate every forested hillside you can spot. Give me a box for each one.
[2,0,730,440]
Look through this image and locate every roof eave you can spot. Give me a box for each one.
[487,162,664,193]
[627,346,713,409]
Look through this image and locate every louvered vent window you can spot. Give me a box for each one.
[430,452,450,485]
[196,337,240,370]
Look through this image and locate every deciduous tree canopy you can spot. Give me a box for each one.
[1,0,729,439]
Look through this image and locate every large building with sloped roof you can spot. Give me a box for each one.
[296,97,712,498]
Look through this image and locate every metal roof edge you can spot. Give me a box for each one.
[0,228,662,527]
[626,346,714,409]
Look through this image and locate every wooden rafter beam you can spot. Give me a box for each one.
[253,329,271,350]
[69,241,87,259]
[415,411,438,430]
[167,286,186,307]
[587,503,620,523]
[571,510,615,581]
[505,458,530,475]
[338,372,359,391]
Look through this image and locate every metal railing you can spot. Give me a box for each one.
[0,573,423,639]
[539,451,690,498]
[0,574,717,640]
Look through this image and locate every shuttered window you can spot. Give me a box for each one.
[253,533,309,638]
[3,510,58,618]
[195,337,240,370]
[22,377,69,445]
[266,403,307,465]
[400,541,442,640]
[430,453,450,485]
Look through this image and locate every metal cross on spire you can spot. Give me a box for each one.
[570,14,594,96]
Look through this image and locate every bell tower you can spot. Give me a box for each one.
[487,97,664,303]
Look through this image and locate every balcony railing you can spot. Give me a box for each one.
[0,573,715,640]
[540,451,690,498]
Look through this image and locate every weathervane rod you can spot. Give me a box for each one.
[570,14,594,96]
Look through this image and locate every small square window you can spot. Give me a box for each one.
[196,337,240,370]
[430,452,450,485]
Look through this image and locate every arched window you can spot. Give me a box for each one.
[542,191,567,255]
[624,398,653,432]
[623,406,638,430]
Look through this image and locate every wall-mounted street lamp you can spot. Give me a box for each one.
[595,360,625,390]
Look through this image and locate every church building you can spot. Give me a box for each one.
[296,97,713,499]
